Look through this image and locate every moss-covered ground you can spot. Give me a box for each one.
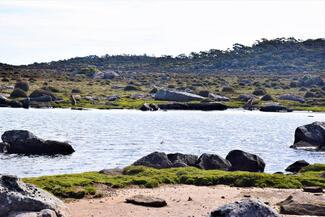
[23,164,325,199]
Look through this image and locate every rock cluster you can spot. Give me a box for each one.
[133,150,265,172]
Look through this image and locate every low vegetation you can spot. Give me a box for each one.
[23,164,325,199]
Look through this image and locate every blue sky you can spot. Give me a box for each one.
[0,0,324,65]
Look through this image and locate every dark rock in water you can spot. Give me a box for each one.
[278,195,325,216]
[292,121,325,150]
[8,100,23,108]
[158,102,227,111]
[196,153,231,170]
[260,104,292,112]
[303,186,323,193]
[167,153,198,167]
[1,130,75,155]
[133,152,172,169]
[140,103,159,111]
[155,89,204,102]
[20,97,30,109]
[0,175,70,217]
[126,195,167,207]
[0,94,10,105]
[285,160,309,173]
[209,199,280,217]
[226,150,265,172]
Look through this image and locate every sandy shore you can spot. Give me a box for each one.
[65,184,321,217]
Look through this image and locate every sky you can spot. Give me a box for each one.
[0,0,324,65]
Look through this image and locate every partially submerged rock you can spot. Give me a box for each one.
[1,130,75,155]
[226,150,265,172]
[291,121,325,150]
[278,195,325,216]
[209,199,280,217]
[196,153,231,170]
[0,175,70,217]
[155,89,204,102]
[140,103,159,111]
[285,160,310,173]
[125,195,167,207]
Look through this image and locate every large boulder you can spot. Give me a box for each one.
[0,175,70,217]
[125,195,167,207]
[132,152,172,169]
[278,94,305,103]
[196,153,231,170]
[209,199,280,217]
[167,153,198,167]
[155,89,204,102]
[158,102,227,111]
[291,121,325,150]
[1,130,75,155]
[278,195,325,216]
[226,150,265,172]
[285,160,310,173]
[10,88,27,98]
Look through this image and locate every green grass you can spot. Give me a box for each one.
[23,164,325,199]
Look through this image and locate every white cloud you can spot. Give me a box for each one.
[0,0,324,64]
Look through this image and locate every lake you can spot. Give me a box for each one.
[0,108,324,177]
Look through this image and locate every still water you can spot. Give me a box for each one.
[0,108,324,177]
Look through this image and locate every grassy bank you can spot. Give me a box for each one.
[23,164,325,199]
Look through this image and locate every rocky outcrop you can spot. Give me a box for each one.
[278,195,325,216]
[158,102,227,111]
[1,130,75,155]
[291,121,325,150]
[278,94,305,103]
[209,199,280,217]
[196,154,231,170]
[0,95,29,109]
[260,104,292,112]
[125,195,167,207]
[0,175,70,217]
[155,89,204,102]
[226,150,265,172]
[285,160,309,173]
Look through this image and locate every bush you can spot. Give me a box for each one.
[10,88,27,98]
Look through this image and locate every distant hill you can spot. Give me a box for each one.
[2,38,325,74]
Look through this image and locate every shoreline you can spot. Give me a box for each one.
[65,184,319,217]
